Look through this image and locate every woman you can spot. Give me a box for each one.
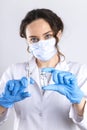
[0,8,87,130]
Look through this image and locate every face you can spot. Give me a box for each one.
[25,18,61,44]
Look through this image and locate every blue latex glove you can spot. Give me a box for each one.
[42,68,84,104]
[0,77,34,108]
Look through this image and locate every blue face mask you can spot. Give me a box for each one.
[29,38,57,61]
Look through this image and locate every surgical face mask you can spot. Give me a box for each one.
[29,38,57,61]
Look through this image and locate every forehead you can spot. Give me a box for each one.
[26,18,52,36]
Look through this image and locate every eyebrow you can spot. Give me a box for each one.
[29,31,53,38]
[43,31,53,36]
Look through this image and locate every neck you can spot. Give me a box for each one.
[36,54,59,68]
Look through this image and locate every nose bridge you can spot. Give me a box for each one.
[38,34,45,41]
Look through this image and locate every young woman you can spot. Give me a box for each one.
[0,8,87,130]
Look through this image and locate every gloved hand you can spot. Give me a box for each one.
[0,77,34,108]
[42,68,84,104]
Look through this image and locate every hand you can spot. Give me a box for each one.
[0,77,34,108]
[42,68,84,104]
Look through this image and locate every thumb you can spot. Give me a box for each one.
[28,77,35,84]
[42,84,59,91]
[42,84,66,96]
[21,77,35,87]
[21,77,28,87]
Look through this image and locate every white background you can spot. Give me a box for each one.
[0,0,87,129]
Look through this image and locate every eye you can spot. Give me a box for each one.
[30,37,39,43]
[45,34,53,40]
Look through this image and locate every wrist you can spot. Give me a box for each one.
[73,97,86,116]
[0,106,7,114]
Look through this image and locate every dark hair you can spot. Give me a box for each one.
[20,8,64,38]
[20,8,64,60]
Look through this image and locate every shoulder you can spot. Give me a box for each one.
[65,61,87,89]
[66,61,87,82]
[60,56,87,74]
[5,62,27,73]
[67,61,87,73]
[11,62,27,70]
[1,62,28,80]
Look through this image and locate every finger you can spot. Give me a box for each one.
[58,72,71,84]
[21,77,35,85]
[6,80,15,91]
[14,92,31,102]
[12,81,21,96]
[64,74,76,86]
[21,77,28,87]
[70,77,77,86]
[21,92,31,99]
[16,77,34,95]
[4,81,15,96]
[52,71,71,84]
[30,77,35,84]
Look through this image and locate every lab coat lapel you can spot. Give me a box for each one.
[29,57,70,97]
[28,57,41,88]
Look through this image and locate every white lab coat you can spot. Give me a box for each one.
[0,57,87,130]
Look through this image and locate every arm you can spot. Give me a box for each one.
[0,106,9,125]
[42,67,87,129]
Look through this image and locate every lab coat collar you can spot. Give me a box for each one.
[29,56,69,72]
